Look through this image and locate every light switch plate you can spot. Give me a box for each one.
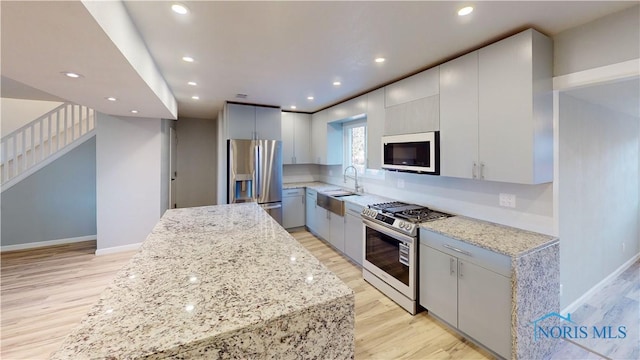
[499,193,516,208]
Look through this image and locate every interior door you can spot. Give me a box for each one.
[169,127,177,208]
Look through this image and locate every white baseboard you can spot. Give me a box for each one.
[562,252,640,314]
[0,235,96,252]
[95,242,141,256]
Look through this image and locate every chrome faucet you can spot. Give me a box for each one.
[344,166,363,193]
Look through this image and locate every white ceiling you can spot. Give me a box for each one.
[1,1,637,120]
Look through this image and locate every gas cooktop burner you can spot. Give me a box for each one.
[368,202,452,224]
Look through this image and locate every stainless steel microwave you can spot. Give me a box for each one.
[381,132,440,174]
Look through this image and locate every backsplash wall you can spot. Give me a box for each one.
[319,165,554,235]
[283,164,321,183]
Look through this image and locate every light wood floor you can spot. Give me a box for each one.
[7,232,636,359]
[1,232,491,359]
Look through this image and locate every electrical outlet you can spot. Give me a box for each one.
[622,242,626,252]
[397,179,405,189]
[499,193,516,208]
[560,284,563,296]
[329,170,333,176]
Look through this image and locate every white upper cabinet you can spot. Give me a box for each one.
[384,67,440,135]
[440,51,480,179]
[255,106,282,140]
[478,29,553,184]
[281,112,295,164]
[328,95,367,122]
[311,109,343,165]
[226,103,281,140]
[385,67,439,107]
[227,103,256,140]
[281,112,311,165]
[311,110,328,164]
[440,29,553,184]
[366,88,385,169]
[293,113,311,163]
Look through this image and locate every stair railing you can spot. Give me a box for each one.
[1,103,95,185]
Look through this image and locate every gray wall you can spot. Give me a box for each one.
[176,117,217,207]
[1,136,97,246]
[160,119,174,215]
[558,93,639,308]
[553,5,640,76]
[320,166,553,234]
[96,114,163,252]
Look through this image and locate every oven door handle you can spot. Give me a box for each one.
[362,219,415,243]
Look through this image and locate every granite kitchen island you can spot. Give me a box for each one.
[51,204,355,359]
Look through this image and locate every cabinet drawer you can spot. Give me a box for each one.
[305,189,317,199]
[282,188,304,197]
[420,229,511,277]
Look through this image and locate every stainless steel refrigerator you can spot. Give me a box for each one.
[227,139,283,224]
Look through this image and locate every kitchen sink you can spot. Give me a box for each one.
[324,190,359,197]
[317,189,360,215]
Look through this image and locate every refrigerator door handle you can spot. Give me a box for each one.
[261,203,282,210]
[255,144,261,199]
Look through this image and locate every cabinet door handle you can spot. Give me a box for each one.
[443,244,472,257]
[472,162,477,179]
[480,162,485,180]
[459,261,464,278]
[449,257,455,276]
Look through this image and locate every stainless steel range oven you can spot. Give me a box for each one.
[362,202,451,315]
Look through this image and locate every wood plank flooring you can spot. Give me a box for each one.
[550,259,640,360]
[1,242,137,359]
[2,231,637,359]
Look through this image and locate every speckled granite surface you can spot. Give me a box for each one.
[512,242,560,360]
[284,181,393,207]
[50,203,354,359]
[282,181,328,189]
[420,216,557,257]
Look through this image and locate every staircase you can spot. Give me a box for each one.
[1,103,96,191]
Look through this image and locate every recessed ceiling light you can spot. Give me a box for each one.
[333,81,341,86]
[61,71,82,78]
[307,96,314,100]
[290,105,297,110]
[182,56,194,63]
[188,81,197,86]
[131,110,139,114]
[375,57,386,63]
[171,3,189,15]
[458,6,473,16]
[191,95,200,100]
[106,97,117,102]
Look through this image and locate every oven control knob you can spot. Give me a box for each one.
[399,221,406,229]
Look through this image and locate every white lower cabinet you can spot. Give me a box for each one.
[329,212,345,253]
[282,188,305,229]
[344,202,364,265]
[305,189,317,233]
[315,208,331,241]
[419,228,511,359]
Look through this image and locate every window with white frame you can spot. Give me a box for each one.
[343,119,367,173]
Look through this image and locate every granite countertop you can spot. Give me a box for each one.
[51,203,354,359]
[420,216,558,258]
[284,181,392,207]
[282,181,328,189]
